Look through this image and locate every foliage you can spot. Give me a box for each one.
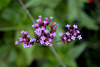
[0,0,100,67]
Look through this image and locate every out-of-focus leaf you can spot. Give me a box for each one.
[0,45,17,66]
[63,57,77,67]
[16,52,26,67]
[0,60,8,67]
[18,44,35,65]
[25,0,51,7]
[66,42,87,59]
[66,0,86,23]
[0,0,11,10]
[7,49,17,63]
[0,26,20,31]
[67,0,79,23]
[44,8,54,17]
[0,25,32,31]
[80,12,99,30]
[0,45,8,59]
[33,7,43,17]
[62,43,87,67]
[42,62,59,67]
[1,8,21,23]
[48,0,61,8]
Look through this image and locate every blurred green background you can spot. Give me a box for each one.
[0,0,100,67]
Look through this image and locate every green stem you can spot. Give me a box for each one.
[50,46,66,67]
[18,0,36,23]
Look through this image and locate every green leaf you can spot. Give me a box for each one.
[0,0,11,10]
[0,60,8,67]
[66,0,86,23]
[1,8,22,23]
[80,12,99,30]
[48,0,61,8]
[42,62,59,67]
[0,25,32,31]
[25,0,51,7]
[67,0,79,23]
[66,42,87,59]
[44,8,54,17]
[63,58,77,67]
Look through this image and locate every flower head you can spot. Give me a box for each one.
[32,15,58,46]
[59,24,82,44]
[15,30,36,48]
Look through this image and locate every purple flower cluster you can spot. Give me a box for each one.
[59,24,82,44]
[15,15,82,48]
[32,15,59,46]
[15,30,36,48]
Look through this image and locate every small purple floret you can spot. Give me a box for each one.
[78,35,82,40]
[24,31,27,34]
[45,41,49,45]
[54,22,56,24]
[73,24,78,29]
[50,16,53,20]
[76,30,80,33]
[41,36,45,40]
[19,38,23,41]
[39,15,42,18]
[71,36,76,40]
[65,24,71,28]
[32,24,35,27]
[59,32,63,36]
[21,30,24,34]
[40,40,44,44]
[27,35,30,38]
[30,38,36,42]
[15,41,19,45]
[45,29,49,33]
[48,38,53,42]
[66,32,70,35]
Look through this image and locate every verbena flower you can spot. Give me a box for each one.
[59,24,82,44]
[15,30,36,48]
[32,15,59,46]
[15,15,82,48]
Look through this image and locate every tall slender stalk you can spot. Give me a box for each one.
[50,46,66,67]
[18,0,66,67]
[18,0,36,24]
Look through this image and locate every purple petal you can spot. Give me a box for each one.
[50,16,53,20]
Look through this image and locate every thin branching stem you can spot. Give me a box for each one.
[18,0,66,67]
[18,0,36,24]
[50,46,66,67]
